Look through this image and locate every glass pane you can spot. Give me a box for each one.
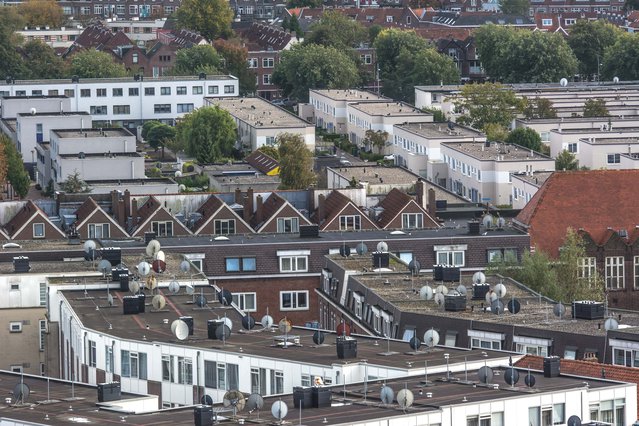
[243,258,256,271]
[297,292,307,308]
[282,293,292,308]
[226,258,240,272]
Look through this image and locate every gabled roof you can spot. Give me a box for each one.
[3,200,65,239]
[0,226,9,241]
[514,170,639,256]
[131,196,193,237]
[73,197,129,237]
[376,188,439,229]
[193,195,252,235]
[245,150,280,176]
[254,192,311,232]
[316,191,378,231]
[236,22,293,51]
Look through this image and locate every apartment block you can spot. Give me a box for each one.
[307,89,387,134]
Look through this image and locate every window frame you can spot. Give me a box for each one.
[232,292,257,312]
[280,290,309,311]
[33,223,45,238]
[605,256,624,289]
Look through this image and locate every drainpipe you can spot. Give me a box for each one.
[196,350,201,404]
[59,300,64,379]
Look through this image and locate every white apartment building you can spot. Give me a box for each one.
[16,26,84,48]
[515,116,639,145]
[576,137,639,169]
[549,127,639,157]
[103,18,168,42]
[511,171,553,209]
[441,141,555,205]
[0,76,239,130]
[306,89,387,134]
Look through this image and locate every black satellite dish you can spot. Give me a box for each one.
[312,330,325,345]
[524,372,536,388]
[408,259,421,275]
[195,295,207,308]
[218,289,233,306]
[491,300,505,314]
[215,324,231,340]
[201,395,213,405]
[478,366,493,384]
[242,315,256,330]
[409,336,422,350]
[567,415,581,426]
[504,367,520,386]
[507,298,521,314]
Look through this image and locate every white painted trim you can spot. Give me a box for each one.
[434,244,468,251]
[610,338,639,351]
[513,335,552,347]
[468,330,505,340]
[277,249,311,256]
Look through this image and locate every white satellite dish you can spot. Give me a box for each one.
[472,272,486,285]
[246,393,264,412]
[560,78,568,87]
[179,260,190,273]
[29,107,37,115]
[222,317,233,331]
[434,292,445,306]
[613,76,620,84]
[173,319,189,340]
[482,215,493,228]
[423,329,440,347]
[179,184,186,192]
[154,250,165,262]
[456,284,467,296]
[146,240,161,257]
[485,290,498,303]
[396,389,414,410]
[185,283,195,295]
[419,285,433,301]
[137,262,151,276]
[604,318,619,331]
[107,293,114,306]
[83,239,97,253]
[129,280,140,294]
[175,170,182,178]
[376,241,388,253]
[494,283,507,298]
[168,280,180,294]
[496,217,506,228]
[271,401,288,421]
[170,319,180,334]
[97,259,111,274]
[223,390,246,413]
[152,294,166,310]
[261,315,274,328]
[278,318,292,333]
[435,285,449,295]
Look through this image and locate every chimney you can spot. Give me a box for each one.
[131,198,138,218]
[255,195,264,225]
[428,188,436,216]
[415,179,427,209]
[124,189,131,220]
[111,190,119,220]
[235,187,242,205]
[318,193,326,223]
[117,200,126,227]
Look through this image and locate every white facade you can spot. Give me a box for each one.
[549,128,639,158]
[308,89,387,134]
[0,96,71,119]
[577,137,639,169]
[16,26,84,48]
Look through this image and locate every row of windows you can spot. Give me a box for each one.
[248,58,275,68]
[73,4,176,16]
[580,256,639,290]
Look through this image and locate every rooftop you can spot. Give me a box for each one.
[579,136,639,145]
[511,171,554,187]
[397,122,484,139]
[59,152,142,158]
[53,128,135,138]
[349,102,427,117]
[0,75,236,87]
[310,89,387,102]
[16,112,90,117]
[441,142,552,161]
[550,126,639,135]
[516,115,639,125]
[207,97,311,128]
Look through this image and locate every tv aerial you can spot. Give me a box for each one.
[216,324,232,340]
[567,415,582,426]
[478,366,493,384]
[524,371,536,388]
[419,285,433,301]
[356,242,368,255]
[242,315,256,330]
[396,389,414,411]
[200,395,213,406]
[152,253,166,274]
[423,329,439,348]
[179,260,190,273]
[12,382,30,405]
[560,77,568,87]
[278,318,292,334]
[137,261,151,277]
[195,294,207,308]
[223,390,245,418]
[168,280,180,294]
[246,393,264,416]
[408,259,421,275]
[185,283,195,295]
[380,385,394,405]
[472,272,486,285]
[128,280,140,294]
[376,241,388,253]
[456,284,468,296]
[409,336,422,351]
[83,240,98,262]
[271,400,288,423]
[98,259,111,276]
[491,299,505,314]
[507,298,521,314]
[613,76,620,84]
[171,319,189,341]
[435,285,448,295]
[146,239,161,257]
[434,292,445,307]
[485,290,498,304]
[151,294,166,310]
[494,283,507,298]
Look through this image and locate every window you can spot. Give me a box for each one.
[339,215,361,231]
[88,223,110,239]
[467,413,503,426]
[178,356,193,384]
[32,90,43,96]
[279,255,308,272]
[607,153,621,164]
[11,366,23,373]
[301,374,311,387]
[613,348,639,367]
[280,291,309,310]
[591,399,625,426]
[121,350,147,379]
[160,87,171,95]
[224,85,235,94]
[129,88,139,96]
[162,355,174,382]
[112,88,123,97]
[567,142,577,153]
[113,105,131,115]
[88,340,97,367]
[36,123,43,143]
[232,292,256,311]
[39,282,46,307]
[204,361,239,390]
[38,320,46,350]
[360,54,372,64]
[90,105,108,115]
[192,86,203,95]
[270,370,284,394]
[262,57,274,68]
[105,346,114,373]
[64,89,75,97]
[208,86,219,95]
[176,86,187,95]
[436,250,464,267]
[145,87,155,96]
[9,321,22,333]
[225,256,256,272]
[177,103,194,113]
[251,367,267,394]
[606,256,624,289]
[542,18,553,25]
[516,343,548,357]
[154,104,171,114]
[33,223,45,238]
[529,404,565,426]
[152,221,173,237]
[94,4,103,14]
[487,248,518,263]
[215,219,236,235]
[402,213,423,229]
[248,58,258,68]
[277,217,299,233]
[263,74,272,85]
[579,257,597,283]
[469,330,503,350]
[471,337,500,350]
[132,53,139,64]
[96,88,107,97]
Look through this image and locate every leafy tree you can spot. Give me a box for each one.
[142,120,161,140]
[368,25,383,43]
[475,25,577,83]
[0,135,30,198]
[583,98,609,117]
[601,33,639,81]
[60,170,91,193]
[305,11,368,50]
[21,40,68,79]
[70,49,127,78]
[453,83,525,131]
[498,0,530,15]
[257,145,279,161]
[175,106,237,163]
[421,107,446,123]
[484,123,509,142]
[175,0,233,41]
[18,0,65,28]
[172,44,221,76]
[281,16,290,31]
[506,127,543,152]
[147,123,176,160]
[288,13,303,38]
[555,150,579,170]
[0,142,7,190]
[567,20,622,78]
[278,133,316,189]
[523,97,557,119]
[364,130,389,154]
[0,7,26,79]
[272,44,360,103]
[625,0,639,11]
[214,39,256,96]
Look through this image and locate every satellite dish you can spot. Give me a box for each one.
[496,217,506,228]
[482,215,493,228]
[560,78,568,87]
[30,107,37,115]
[434,292,445,306]
[472,272,486,285]
[201,395,213,406]
[179,184,186,192]
[154,250,165,262]
[336,322,351,336]
[146,240,161,257]
[175,170,183,178]
[222,317,233,330]
[83,239,97,253]
[409,336,421,350]
[507,298,521,314]
[456,284,467,296]
[152,294,166,310]
[376,241,388,252]
[553,303,566,318]
[419,286,433,301]
[485,291,498,304]
[107,293,114,306]
[171,319,180,334]
[271,400,288,420]
[195,295,207,308]
[98,259,111,275]
[380,385,394,405]
[478,366,493,384]
[12,383,30,403]
[524,372,536,388]
[567,415,582,426]
[423,329,440,347]
[408,259,421,274]
[216,324,232,340]
[396,389,414,410]
[504,367,520,386]
[180,260,190,272]
[168,280,180,294]
[218,289,233,306]
[128,280,140,294]
[494,283,507,298]
[246,393,264,412]
[491,300,505,314]
[278,318,292,333]
[242,315,256,330]
[223,390,245,410]
[355,242,368,255]
[185,283,195,295]
[152,259,166,273]
[261,315,274,328]
[435,285,449,295]
[173,320,189,341]
[605,317,619,331]
[312,330,325,345]
[613,76,619,84]
[137,262,151,277]
[146,275,158,290]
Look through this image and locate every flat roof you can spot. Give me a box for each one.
[441,142,552,161]
[1,95,68,99]
[512,171,553,187]
[0,75,236,86]
[397,122,484,139]
[551,127,639,134]
[207,97,311,128]
[416,82,639,93]
[59,152,142,158]
[310,89,387,102]
[580,136,639,145]
[516,115,639,124]
[349,102,427,117]
[17,111,90,117]
[53,128,134,138]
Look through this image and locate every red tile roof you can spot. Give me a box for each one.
[514,170,639,257]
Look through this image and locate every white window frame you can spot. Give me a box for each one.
[33,223,45,238]
[39,320,47,351]
[402,213,423,229]
[276,217,299,233]
[279,255,308,272]
[152,221,173,237]
[178,356,193,385]
[88,223,110,239]
[9,322,22,333]
[280,290,309,311]
[232,292,256,312]
[339,215,361,231]
[579,257,597,283]
[214,219,236,235]
[88,340,97,367]
[39,282,47,307]
[605,256,624,289]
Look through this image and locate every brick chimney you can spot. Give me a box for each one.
[111,190,119,223]
[255,195,264,225]
[428,188,436,216]
[117,199,126,227]
[124,189,131,219]
[415,179,427,209]
[243,188,254,221]
[131,198,138,223]
[234,188,242,205]
[317,193,326,224]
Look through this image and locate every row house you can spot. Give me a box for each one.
[515,115,639,145]
[16,26,83,48]
[548,126,639,158]
[306,89,387,134]
[58,0,179,22]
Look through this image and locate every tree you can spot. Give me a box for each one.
[475,25,577,83]
[368,25,383,43]
[0,142,7,191]
[484,123,509,142]
[278,133,316,189]
[257,145,279,161]
[601,33,639,81]
[18,0,65,28]
[0,7,26,79]
[499,0,530,15]
[272,44,360,103]
[421,107,446,123]
[506,127,543,152]
[214,39,256,96]
[0,135,30,198]
[172,44,221,76]
[567,20,622,78]
[364,130,389,154]
[305,11,368,50]
[21,40,68,79]
[583,98,609,117]
[523,97,557,119]
[70,49,127,78]
[142,121,161,140]
[555,150,579,170]
[59,170,91,193]
[175,0,233,41]
[175,106,237,163]
[453,83,525,131]
[288,13,303,38]
[147,123,176,160]
[625,0,639,11]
